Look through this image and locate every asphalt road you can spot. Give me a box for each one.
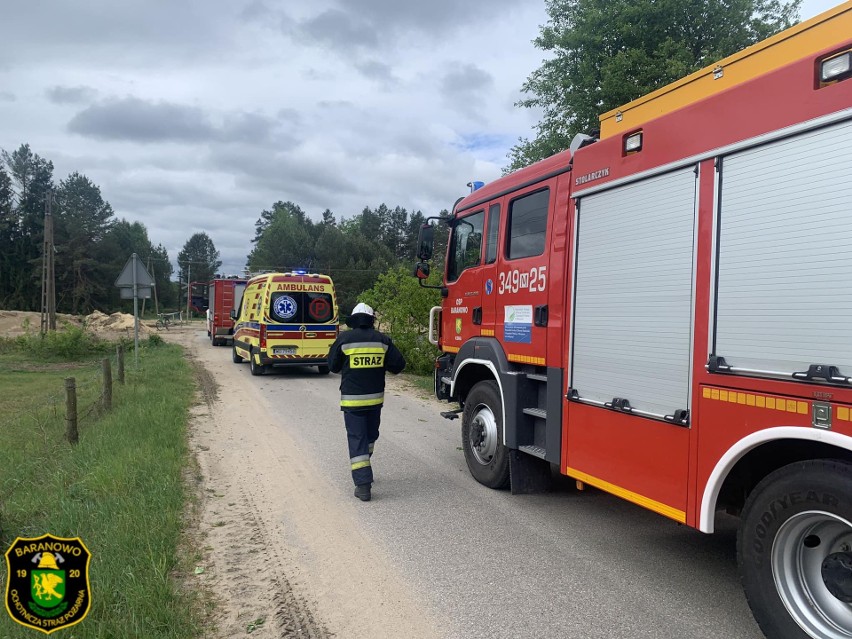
[227,352,765,639]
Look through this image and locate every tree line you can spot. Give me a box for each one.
[0,144,178,314]
[246,200,447,316]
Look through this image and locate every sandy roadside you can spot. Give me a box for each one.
[166,325,442,639]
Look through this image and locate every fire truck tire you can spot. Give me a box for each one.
[249,350,266,376]
[738,459,852,639]
[317,365,330,375]
[461,380,509,489]
[232,346,243,363]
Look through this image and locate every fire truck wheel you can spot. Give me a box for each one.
[232,346,243,363]
[317,365,330,375]
[249,350,266,376]
[461,380,509,489]
[738,459,852,639]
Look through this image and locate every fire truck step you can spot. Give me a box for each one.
[522,407,547,419]
[526,373,548,382]
[440,376,452,385]
[518,444,547,459]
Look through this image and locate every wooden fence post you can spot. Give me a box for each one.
[65,378,78,445]
[117,345,125,385]
[102,358,112,411]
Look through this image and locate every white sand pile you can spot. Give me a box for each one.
[0,309,151,339]
[84,310,151,335]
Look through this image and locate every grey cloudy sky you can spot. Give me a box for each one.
[0,0,839,275]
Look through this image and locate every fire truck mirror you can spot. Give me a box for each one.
[417,224,434,261]
[414,262,430,280]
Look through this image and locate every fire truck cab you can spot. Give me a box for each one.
[415,4,852,637]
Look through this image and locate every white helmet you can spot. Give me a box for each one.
[351,302,374,317]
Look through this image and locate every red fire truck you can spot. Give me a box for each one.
[207,277,247,346]
[414,5,852,638]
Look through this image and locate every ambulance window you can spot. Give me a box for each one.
[270,292,300,323]
[485,204,500,264]
[507,189,549,259]
[447,210,484,282]
[306,292,334,323]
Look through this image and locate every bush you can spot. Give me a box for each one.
[14,323,112,360]
[360,265,441,376]
[146,333,164,347]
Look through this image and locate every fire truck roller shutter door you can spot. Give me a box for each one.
[571,166,697,419]
[714,118,852,381]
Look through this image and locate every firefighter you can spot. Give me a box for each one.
[328,302,406,501]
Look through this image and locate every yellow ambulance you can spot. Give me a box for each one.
[231,271,339,375]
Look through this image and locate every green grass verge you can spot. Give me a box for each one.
[0,339,204,638]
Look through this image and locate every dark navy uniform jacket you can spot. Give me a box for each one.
[328,314,406,411]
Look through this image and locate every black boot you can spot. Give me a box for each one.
[354,483,371,501]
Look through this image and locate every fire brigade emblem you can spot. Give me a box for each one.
[4,534,92,634]
[485,279,493,295]
[455,318,463,334]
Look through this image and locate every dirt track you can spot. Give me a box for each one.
[166,324,441,639]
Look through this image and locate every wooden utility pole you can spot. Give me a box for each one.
[185,262,191,321]
[40,190,56,334]
[151,260,159,316]
[141,257,150,317]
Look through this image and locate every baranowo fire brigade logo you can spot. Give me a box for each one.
[5,534,91,634]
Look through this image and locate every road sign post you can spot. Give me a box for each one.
[115,253,155,366]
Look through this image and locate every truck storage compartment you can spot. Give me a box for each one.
[712,117,852,383]
[570,166,697,421]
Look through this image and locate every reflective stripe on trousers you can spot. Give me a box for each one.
[344,408,381,486]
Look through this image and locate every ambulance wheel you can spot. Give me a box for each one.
[461,380,509,489]
[317,365,330,375]
[249,350,266,376]
[231,346,243,363]
[738,459,852,639]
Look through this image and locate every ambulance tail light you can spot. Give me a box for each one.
[259,324,267,349]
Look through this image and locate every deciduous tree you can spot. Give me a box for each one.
[177,232,222,286]
[507,0,800,171]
